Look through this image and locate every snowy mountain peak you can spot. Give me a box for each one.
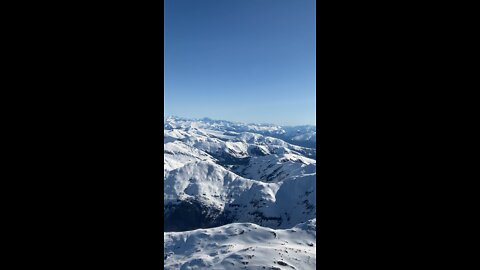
[164,117,317,269]
[164,116,316,149]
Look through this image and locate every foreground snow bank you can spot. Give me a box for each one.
[164,219,316,270]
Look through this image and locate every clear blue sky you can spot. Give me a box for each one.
[164,0,316,126]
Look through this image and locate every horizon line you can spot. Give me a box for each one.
[164,115,316,127]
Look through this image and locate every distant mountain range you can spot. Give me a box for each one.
[164,116,316,269]
[164,116,316,148]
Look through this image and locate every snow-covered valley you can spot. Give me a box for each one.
[164,117,317,269]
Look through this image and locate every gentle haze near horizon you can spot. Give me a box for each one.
[164,0,316,126]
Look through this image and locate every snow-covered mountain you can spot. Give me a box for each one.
[165,116,316,149]
[164,117,317,269]
[164,219,316,270]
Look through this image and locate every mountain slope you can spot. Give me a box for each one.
[163,117,317,269]
[164,219,316,270]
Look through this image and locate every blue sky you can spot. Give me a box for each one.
[164,0,316,126]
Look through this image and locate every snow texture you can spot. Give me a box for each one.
[164,117,316,269]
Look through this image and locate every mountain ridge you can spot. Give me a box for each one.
[164,117,317,269]
[165,116,316,149]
